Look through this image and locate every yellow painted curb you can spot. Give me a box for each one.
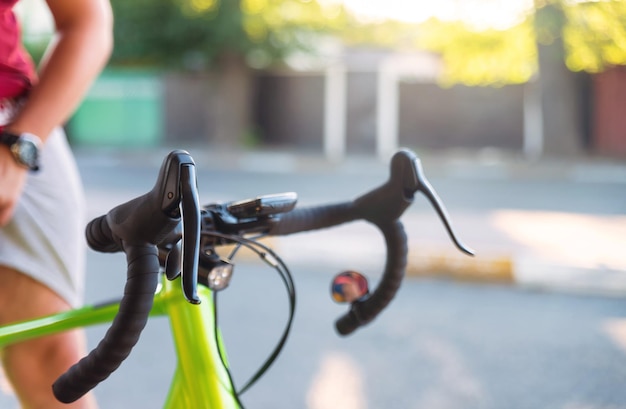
[218,239,515,285]
[406,247,515,283]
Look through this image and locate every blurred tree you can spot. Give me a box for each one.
[534,0,584,156]
[562,0,626,73]
[531,0,626,155]
[415,19,537,87]
[342,0,626,156]
[339,14,539,86]
[110,0,345,68]
[109,0,346,146]
[412,1,626,86]
[421,0,626,155]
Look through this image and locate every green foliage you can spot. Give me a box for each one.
[563,0,626,72]
[339,17,537,86]
[239,0,347,67]
[109,0,346,69]
[340,0,626,86]
[341,18,419,49]
[109,0,626,81]
[534,0,568,46]
[417,19,537,86]
[532,0,626,73]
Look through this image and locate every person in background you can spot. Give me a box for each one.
[0,0,113,407]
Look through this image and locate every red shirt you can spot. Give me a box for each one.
[0,0,35,99]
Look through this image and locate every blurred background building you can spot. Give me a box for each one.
[15,0,626,160]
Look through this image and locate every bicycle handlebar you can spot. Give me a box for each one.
[269,149,473,335]
[268,204,407,335]
[52,148,473,402]
[52,150,200,404]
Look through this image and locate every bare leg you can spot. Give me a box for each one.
[0,266,98,409]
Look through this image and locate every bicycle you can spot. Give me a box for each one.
[0,148,473,408]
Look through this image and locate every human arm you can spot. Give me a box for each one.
[0,0,113,226]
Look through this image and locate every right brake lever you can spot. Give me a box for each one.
[395,149,474,256]
[156,151,201,304]
[179,163,201,304]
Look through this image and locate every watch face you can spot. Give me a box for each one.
[18,139,39,167]
[11,136,40,170]
[1,132,41,171]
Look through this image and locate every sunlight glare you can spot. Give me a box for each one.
[339,0,534,29]
[306,352,367,409]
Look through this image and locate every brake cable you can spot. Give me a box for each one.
[205,231,296,401]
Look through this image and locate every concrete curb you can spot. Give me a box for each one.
[406,246,515,284]
[405,245,626,297]
[230,239,626,298]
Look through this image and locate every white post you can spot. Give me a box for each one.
[376,61,399,161]
[523,80,543,160]
[324,63,347,162]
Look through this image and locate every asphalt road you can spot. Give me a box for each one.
[86,260,626,409]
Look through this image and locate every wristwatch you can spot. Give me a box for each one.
[0,130,41,172]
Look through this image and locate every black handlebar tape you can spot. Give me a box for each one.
[335,220,407,335]
[85,215,122,253]
[54,191,178,403]
[268,202,359,235]
[268,203,408,336]
[52,244,160,403]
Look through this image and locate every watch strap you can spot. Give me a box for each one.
[0,130,20,146]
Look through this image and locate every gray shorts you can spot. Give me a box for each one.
[0,128,86,307]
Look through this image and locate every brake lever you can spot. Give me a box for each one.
[156,151,201,304]
[179,163,201,304]
[394,149,474,256]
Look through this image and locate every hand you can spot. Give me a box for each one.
[0,146,28,226]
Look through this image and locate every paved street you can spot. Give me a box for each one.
[86,263,626,409]
[1,147,625,408]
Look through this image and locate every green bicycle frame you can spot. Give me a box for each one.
[0,274,240,409]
